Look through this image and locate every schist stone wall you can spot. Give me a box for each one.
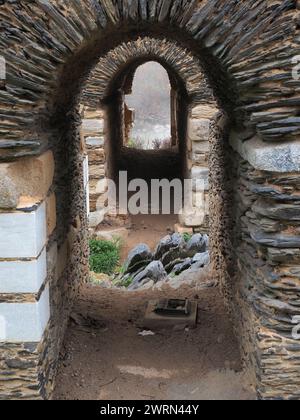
[80,37,217,233]
[81,107,107,230]
[81,102,217,233]
[0,0,299,401]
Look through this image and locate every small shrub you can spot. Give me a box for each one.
[89,239,120,275]
[183,232,193,242]
[127,137,144,149]
[152,137,172,150]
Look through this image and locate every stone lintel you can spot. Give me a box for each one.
[230,132,300,173]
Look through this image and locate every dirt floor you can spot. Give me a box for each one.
[120,214,178,261]
[53,281,256,400]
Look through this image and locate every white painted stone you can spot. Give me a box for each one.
[82,119,104,134]
[191,105,219,120]
[0,202,47,258]
[47,242,58,279]
[188,119,211,142]
[179,208,206,227]
[95,178,108,194]
[95,227,129,242]
[85,137,104,147]
[83,155,89,188]
[230,133,300,173]
[0,248,47,294]
[191,166,209,191]
[0,285,50,342]
[83,155,90,215]
[89,209,106,228]
[192,140,210,153]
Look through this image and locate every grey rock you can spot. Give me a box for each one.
[124,244,152,274]
[172,258,193,275]
[0,176,20,209]
[251,231,300,248]
[161,247,187,270]
[128,261,167,290]
[85,137,104,147]
[230,134,300,173]
[192,251,210,267]
[154,233,185,260]
[253,198,300,221]
[186,234,208,255]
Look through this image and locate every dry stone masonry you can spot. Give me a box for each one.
[0,0,299,400]
[80,36,216,233]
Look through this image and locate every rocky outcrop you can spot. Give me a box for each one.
[116,233,210,290]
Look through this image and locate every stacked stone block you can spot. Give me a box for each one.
[0,152,54,399]
[180,105,219,232]
[81,107,108,230]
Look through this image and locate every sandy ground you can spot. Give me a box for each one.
[53,282,256,400]
[120,214,178,261]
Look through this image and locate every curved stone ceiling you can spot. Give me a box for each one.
[81,37,214,108]
[0,0,299,160]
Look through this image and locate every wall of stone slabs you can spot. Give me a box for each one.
[229,136,300,400]
[80,36,217,232]
[0,0,298,161]
[0,132,89,399]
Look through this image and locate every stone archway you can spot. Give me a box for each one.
[0,1,299,400]
[79,36,217,231]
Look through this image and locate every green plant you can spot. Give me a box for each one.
[127,137,144,149]
[89,239,120,275]
[183,232,193,242]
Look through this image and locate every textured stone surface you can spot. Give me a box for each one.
[0,248,47,294]
[0,176,20,209]
[230,134,300,173]
[0,152,55,203]
[186,234,208,256]
[124,244,153,274]
[0,286,49,342]
[0,203,47,259]
[82,37,214,108]
[128,261,167,290]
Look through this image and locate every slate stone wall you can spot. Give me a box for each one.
[231,153,300,400]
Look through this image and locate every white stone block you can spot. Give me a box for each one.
[89,209,106,228]
[0,285,50,342]
[0,248,47,294]
[95,178,108,194]
[191,166,209,191]
[192,140,210,153]
[82,119,104,134]
[230,133,300,173]
[0,202,47,259]
[85,137,104,147]
[188,119,211,142]
[83,155,89,188]
[179,208,206,227]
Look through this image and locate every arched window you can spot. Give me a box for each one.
[124,62,172,150]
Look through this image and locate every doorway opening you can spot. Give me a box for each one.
[124,61,172,150]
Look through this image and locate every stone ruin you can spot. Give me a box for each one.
[0,0,299,400]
